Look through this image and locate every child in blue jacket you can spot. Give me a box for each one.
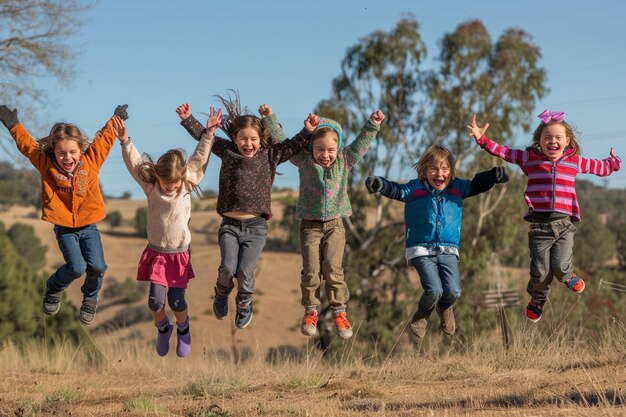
[365,144,508,338]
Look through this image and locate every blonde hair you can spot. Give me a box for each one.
[529,120,581,156]
[38,123,89,154]
[414,144,456,181]
[138,149,199,195]
[215,91,270,148]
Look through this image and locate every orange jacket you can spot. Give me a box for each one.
[10,119,116,228]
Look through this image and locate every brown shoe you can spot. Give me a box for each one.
[436,306,455,335]
[409,310,430,338]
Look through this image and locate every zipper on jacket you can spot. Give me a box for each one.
[551,161,556,211]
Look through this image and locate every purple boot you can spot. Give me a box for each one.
[155,317,173,357]
[176,317,191,358]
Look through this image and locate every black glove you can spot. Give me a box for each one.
[492,166,509,184]
[0,105,19,130]
[365,176,382,194]
[114,104,129,121]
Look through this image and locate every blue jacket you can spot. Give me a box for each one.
[377,171,497,249]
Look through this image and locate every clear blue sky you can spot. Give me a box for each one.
[5,0,626,197]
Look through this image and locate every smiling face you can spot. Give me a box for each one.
[538,124,571,160]
[157,178,182,196]
[54,139,82,173]
[234,127,261,158]
[426,161,451,191]
[312,132,338,168]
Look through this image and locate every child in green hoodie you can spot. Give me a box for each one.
[261,105,384,339]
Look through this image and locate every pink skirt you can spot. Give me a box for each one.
[137,246,195,288]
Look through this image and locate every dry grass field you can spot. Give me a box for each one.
[1,196,625,416]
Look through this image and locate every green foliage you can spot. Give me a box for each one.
[7,222,47,270]
[0,224,84,347]
[104,210,122,229]
[574,211,615,273]
[134,207,148,238]
[0,161,40,207]
[102,277,145,304]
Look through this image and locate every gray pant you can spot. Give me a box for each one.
[215,216,268,307]
[527,218,576,301]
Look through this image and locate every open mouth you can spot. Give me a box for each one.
[62,161,75,172]
[432,179,445,188]
[242,147,255,157]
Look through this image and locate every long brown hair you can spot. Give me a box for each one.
[38,123,89,154]
[528,120,581,156]
[138,149,200,195]
[215,90,270,148]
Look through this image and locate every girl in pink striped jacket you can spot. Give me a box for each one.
[467,110,620,323]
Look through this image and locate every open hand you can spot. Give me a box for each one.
[258,104,272,117]
[206,107,222,137]
[304,113,320,132]
[112,115,128,143]
[467,115,489,142]
[370,110,385,125]
[176,103,191,120]
[610,147,616,158]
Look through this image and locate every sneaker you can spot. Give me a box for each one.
[564,273,585,293]
[410,310,429,338]
[436,306,456,336]
[235,304,253,329]
[332,310,353,340]
[176,327,191,358]
[41,291,61,316]
[79,299,97,324]
[156,322,173,357]
[213,293,228,320]
[526,298,546,323]
[301,310,318,336]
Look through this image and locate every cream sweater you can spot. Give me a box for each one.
[121,133,213,251]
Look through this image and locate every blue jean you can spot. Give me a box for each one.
[47,224,107,303]
[410,254,461,315]
[216,217,268,307]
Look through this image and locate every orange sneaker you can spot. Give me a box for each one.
[526,298,545,322]
[332,310,353,340]
[564,273,585,293]
[301,310,318,336]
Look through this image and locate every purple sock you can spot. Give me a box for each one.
[176,317,191,358]
[155,317,173,357]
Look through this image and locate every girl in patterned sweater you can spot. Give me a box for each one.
[177,95,315,330]
[114,108,220,357]
[264,107,385,340]
[468,110,621,322]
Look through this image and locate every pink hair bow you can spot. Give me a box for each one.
[537,109,565,123]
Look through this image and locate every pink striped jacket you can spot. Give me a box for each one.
[477,135,621,222]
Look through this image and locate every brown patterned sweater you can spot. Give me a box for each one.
[180,115,309,219]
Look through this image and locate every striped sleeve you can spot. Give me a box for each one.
[577,155,621,177]
[477,135,527,166]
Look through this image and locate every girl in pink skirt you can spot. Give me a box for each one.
[113,106,221,357]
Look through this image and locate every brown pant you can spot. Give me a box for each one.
[299,218,349,308]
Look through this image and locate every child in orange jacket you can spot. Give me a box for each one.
[0,104,127,324]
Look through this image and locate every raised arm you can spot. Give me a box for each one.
[578,147,621,176]
[187,107,221,184]
[344,110,384,169]
[177,102,229,157]
[85,104,129,167]
[271,113,318,165]
[260,103,287,144]
[0,105,46,168]
[466,166,509,198]
[114,115,153,195]
[467,114,526,166]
